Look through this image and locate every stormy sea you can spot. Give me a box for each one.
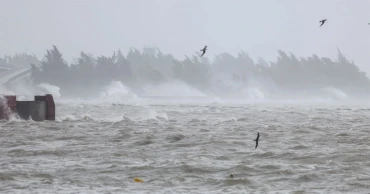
[1,82,370,194]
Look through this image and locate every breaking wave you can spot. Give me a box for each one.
[36,83,61,99]
[57,107,168,123]
[0,85,15,95]
[141,80,206,97]
[320,87,348,100]
[239,86,266,100]
[0,79,358,105]
[99,81,141,103]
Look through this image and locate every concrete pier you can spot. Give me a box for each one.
[0,94,55,121]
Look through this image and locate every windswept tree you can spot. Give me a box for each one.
[116,49,132,83]
[74,52,96,83]
[126,48,165,86]
[32,45,70,88]
[173,55,211,90]
[96,53,118,84]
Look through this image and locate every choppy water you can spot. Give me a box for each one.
[1,99,370,193]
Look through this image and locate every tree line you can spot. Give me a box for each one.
[3,45,369,97]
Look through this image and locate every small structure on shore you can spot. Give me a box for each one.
[0,94,55,121]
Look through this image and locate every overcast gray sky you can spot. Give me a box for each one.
[1,0,369,72]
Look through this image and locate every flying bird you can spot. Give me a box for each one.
[319,19,327,27]
[200,46,207,57]
[254,132,260,149]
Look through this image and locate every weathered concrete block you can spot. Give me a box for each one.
[35,94,55,121]
[16,101,46,121]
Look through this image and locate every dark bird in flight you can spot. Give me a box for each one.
[254,132,260,149]
[200,46,207,57]
[319,19,327,27]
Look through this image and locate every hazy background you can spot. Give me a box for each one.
[1,0,369,72]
